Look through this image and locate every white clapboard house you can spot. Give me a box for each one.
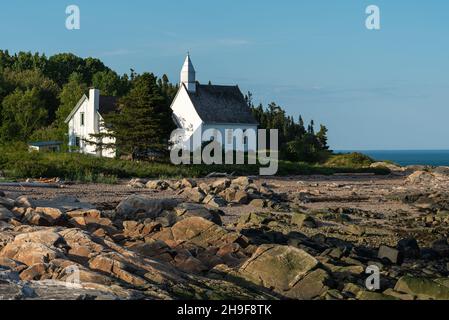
[65,88,117,158]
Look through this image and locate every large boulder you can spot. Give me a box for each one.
[14,230,66,249]
[171,217,244,248]
[291,213,317,228]
[212,179,231,192]
[394,276,449,300]
[232,177,253,187]
[68,216,117,236]
[88,253,148,288]
[249,199,266,208]
[127,178,147,189]
[291,268,330,299]
[15,196,94,211]
[146,180,169,191]
[184,187,206,203]
[174,203,222,225]
[203,195,227,208]
[239,244,319,298]
[1,242,62,266]
[406,171,436,185]
[0,198,15,210]
[0,206,14,221]
[116,195,178,220]
[397,238,420,260]
[59,229,105,264]
[180,178,197,189]
[431,239,449,257]
[237,212,273,227]
[123,220,163,239]
[378,245,403,264]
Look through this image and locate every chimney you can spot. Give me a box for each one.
[89,88,100,112]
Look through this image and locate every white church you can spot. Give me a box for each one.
[170,54,258,152]
[65,54,258,158]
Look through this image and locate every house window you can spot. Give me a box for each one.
[80,113,85,126]
[75,137,81,147]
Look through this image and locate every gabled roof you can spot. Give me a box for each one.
[98,96,119,115]
[186,84,258,125]
[65,94,88,123]
[64,94,119,123]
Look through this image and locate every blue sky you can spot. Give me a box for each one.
[1,0,449,150]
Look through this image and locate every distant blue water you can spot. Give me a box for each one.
[336,150,449,167]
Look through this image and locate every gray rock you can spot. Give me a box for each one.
[395,276,449,300]
[291,213,317,228]
[232,177,253,187]
[239,245,319,296]
[249,199,266,208]
[0,206,14,221]
[378,245,403,264]
[175,203,222,225]
[431,239,449,257]
[116,195,178,220]
[204,196,227,208]
[0,197,15,210]
[185,187,206,203]
[146,180,169,190]
[397,238,420,260]
[212,179,231,192]
[181,178,197,189]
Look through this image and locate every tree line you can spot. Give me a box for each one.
[247,93,331,162]
[0,50,177,146]
[0,50,330,163]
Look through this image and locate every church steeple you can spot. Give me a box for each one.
[180,53,196,93]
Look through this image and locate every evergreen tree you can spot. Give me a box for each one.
[90,73,174,157]
[316,125,329,150]
[251,102,331,163]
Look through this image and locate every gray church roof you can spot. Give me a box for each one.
[186,84,258,125]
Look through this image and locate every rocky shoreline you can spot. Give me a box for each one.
[2,165,449,300]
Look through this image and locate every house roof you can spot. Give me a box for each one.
[186,84,258,125]
[28,141,63,147]
[99,95,119,115]
[64,94,119,123]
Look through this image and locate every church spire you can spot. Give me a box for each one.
[180,53,196,92]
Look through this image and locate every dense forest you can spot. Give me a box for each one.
[247,93,330,162]
[0,50,330,162]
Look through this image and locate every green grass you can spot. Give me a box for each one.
[0,146,389,183]
[324,152,375,168]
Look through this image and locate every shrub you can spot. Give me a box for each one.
[0,146,388,182]
[324,152,374,168]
